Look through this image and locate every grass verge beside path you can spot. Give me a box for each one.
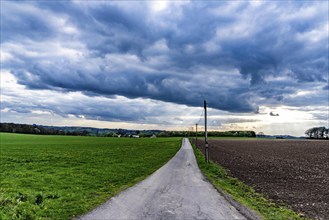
[0,133,181,220]
[191,140,306,220]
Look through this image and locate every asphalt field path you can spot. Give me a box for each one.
[80,138,246,220]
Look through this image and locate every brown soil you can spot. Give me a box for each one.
[193,138,329,219]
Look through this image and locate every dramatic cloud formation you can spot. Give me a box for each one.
[1,1,328,135]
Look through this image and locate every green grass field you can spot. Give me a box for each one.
[0,133,181,219]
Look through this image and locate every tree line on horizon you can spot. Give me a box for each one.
[0,123,161,137]
[0,123,90,136]
[2,123,328,139]
[157,130,256,138]
[0,123,256,138]
[305,127,329,139]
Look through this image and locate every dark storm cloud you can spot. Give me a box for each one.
[1,1,328,116]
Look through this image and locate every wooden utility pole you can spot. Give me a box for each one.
[204,100,209,163]
[195,123,198,147]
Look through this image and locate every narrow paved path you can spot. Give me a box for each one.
[80,138,246,220]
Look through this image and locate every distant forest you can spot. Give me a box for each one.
[305,127,329,139]
[0,123,161,137]
[3,123,328,139]
[0,123,256,138]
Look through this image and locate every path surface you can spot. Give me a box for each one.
[80,138,246,220]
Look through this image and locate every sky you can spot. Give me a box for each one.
[1,0,328,136]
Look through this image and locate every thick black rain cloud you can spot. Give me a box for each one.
[1,1,328,115]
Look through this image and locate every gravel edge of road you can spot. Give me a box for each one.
[209,181,263,220]
[190,141,263,220]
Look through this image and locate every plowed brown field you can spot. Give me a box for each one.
[193,138,329,219]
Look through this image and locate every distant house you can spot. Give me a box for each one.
[150,134,157,138]
[132,135,140,138]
